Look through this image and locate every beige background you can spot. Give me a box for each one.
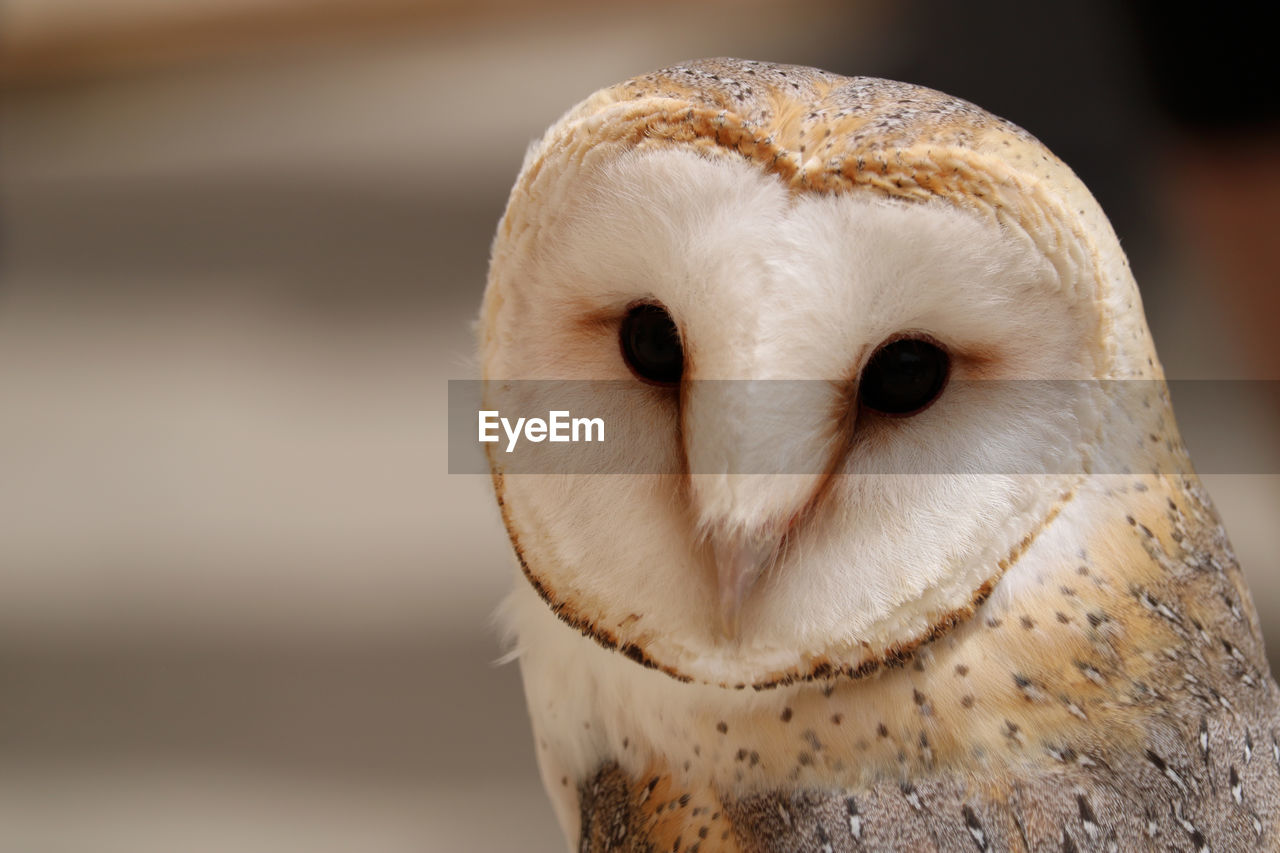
[1,2,1277,851]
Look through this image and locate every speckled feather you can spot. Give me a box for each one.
[485,59,1280,851]
[571,474,1280,851]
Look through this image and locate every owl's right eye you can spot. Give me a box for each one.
[620,303,684,385]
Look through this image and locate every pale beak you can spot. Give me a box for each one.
[713,536,775,639]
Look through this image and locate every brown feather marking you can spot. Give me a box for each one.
[578,763,744,853]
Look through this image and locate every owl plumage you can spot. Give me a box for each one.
[480,59,1280,851]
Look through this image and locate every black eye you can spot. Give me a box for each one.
[859,337,950,415]
[620,303,683,385]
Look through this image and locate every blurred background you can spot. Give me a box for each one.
[1,1,1276,851]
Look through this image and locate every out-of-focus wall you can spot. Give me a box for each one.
[1,2,1276,852]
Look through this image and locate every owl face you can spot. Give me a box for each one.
[482,64,1158,689]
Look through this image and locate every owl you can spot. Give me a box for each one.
[479,59,1280,851]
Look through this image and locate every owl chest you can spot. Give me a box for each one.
[567,716,1280,853]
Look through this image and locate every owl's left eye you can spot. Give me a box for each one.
[620,303,684,385]
[859,337,950,416]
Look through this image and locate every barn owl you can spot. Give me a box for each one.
[479,59,1280,851]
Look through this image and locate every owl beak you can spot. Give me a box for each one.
[713,536,774,639]
[684,378,840,638]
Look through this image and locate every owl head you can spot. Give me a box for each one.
[480,59,1179,689]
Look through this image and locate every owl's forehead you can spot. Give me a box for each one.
[607,58,1035,156]
[554,58,1054,203]
[563,146,1048,297]
[512,58,1095,296]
